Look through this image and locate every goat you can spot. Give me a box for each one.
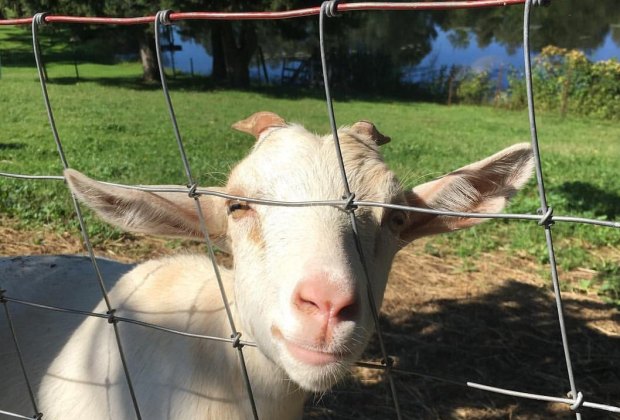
[0,111,534,419]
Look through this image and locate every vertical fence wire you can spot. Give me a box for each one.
[0,291,41,419]
[153,10,259,419]
[319,2,402,419]
[30,12,143,420]
[523,1,582,417]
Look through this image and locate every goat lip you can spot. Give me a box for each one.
[283,339,344,366]
[271,326,347,366]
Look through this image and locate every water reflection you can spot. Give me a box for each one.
[163,0,619,87]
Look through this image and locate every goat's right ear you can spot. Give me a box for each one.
[64,169,229,251]
[232,111,286,140]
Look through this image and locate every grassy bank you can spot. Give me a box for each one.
[1,53,619,302]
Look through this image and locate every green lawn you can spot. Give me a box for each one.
[1,34,619,302]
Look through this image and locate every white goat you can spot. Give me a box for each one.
[0,111,534,419]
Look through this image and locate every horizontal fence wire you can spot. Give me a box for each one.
[1,0,619,419]
[1,173,618,229]
[1,295,258,347]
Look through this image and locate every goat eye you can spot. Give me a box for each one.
[227,200,251,218]
[388,210,408,232]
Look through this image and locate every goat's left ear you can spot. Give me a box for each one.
[400,143,534,242]
[232,111,287,140]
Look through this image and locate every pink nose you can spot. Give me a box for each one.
[292,273,358,325]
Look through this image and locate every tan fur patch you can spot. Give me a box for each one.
[247,219,265,249]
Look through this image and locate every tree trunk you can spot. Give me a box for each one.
[139,32,159,82]
[211,22,227,82]
[212,21,258,87]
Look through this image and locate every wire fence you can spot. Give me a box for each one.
[0,1,619,419]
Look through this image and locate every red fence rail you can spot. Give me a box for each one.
[0,0,528,26]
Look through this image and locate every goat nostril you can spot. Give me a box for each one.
[294,290,358,321]
[300,297,319,309]
[295,295,321,314]
[336,301,358,322]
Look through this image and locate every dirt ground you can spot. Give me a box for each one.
[1,220,619,419]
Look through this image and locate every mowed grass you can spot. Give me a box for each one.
[1,36,619,301]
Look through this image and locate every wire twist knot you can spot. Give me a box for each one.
[32,413,43,419]
[187,183,199,198]
[321,0,341,18]
[231,332,243,349]
[106,309,118,325]
[381,356,395,374]
[33,12,49,26]
[156,9,173,25]
[342,193,357,212]
[537,206,554,227]
[568,391,584,411]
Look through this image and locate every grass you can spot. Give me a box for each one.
[1,24,619,303]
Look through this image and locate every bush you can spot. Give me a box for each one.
[411,66,496,105]
[507,45,620,119]
[455,70,494,104]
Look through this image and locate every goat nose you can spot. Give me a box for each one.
[293,273,358,323]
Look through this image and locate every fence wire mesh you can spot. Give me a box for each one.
[1,1,619,419]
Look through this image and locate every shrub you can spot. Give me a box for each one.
[507,45,620,119]
[455,70,494,104]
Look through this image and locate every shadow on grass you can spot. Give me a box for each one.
[306,280,620,419]
[2,48,430,104]
[556,181,620,220]
[0,142,25,150]
[0,71,211,92]
[0,50,423,103]
[41,73,428,105]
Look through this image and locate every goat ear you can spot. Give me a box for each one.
[232,111,287,140]
[350,120,391,145]
[401,143,534,242]
[64,169,230,251]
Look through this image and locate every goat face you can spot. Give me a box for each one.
[65,111,534,394]
[226,116,403,391]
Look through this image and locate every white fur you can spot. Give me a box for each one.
[0,116,534,419]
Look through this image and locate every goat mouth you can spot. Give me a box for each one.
[283,340,344,366]
[272,326,349,366]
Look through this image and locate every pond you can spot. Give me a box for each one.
[161,1,620,87]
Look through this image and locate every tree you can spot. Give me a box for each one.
[0,0,163,81]
[189,19,259,87]
[177,0,316,87]
[101,1,164,82]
